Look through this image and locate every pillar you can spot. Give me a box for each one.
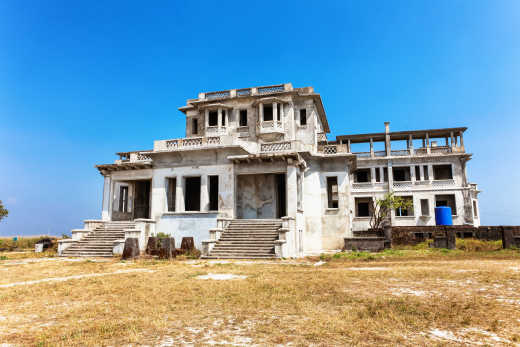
[217,108,222,130]
[384,122,391,156]
[426,133,431,154]
[175,177,184,212]
[370,138,374,157]
[205,109,209,128]
[273,102,278,123]
[410,165,416,183]
[151,174,166,220]
[379,167,384,183]
[347,139,351,153]
[200,175,209,211]
[370,167,376,184]
[408,134,414,155]
[419,165,425,181]
[427,165,434,181]
[259,103,264,122]
[450,131,455,149]
[101,175,111,221]
[287,163,298,218]
[459,131,465,150]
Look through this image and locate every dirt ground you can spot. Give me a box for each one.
[0,250,519,346]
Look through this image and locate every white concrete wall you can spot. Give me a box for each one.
[156,213,218,249]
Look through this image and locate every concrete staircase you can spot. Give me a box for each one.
[61,221,135,257]
[203,219,282,259]
[344,229,389,252]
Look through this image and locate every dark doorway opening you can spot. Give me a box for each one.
[134,180,150,219]
[185,177,201,211]
[276,173,286,218]
[209,175,219,211]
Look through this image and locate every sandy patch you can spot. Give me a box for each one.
[0,269,154,288]
[195,273,247,280]
[391,288,429,297]
[313,261,326,267]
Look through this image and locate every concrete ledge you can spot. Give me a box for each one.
[113,239,125,255]
[274,240,286,258]
[344,237,386,252]
[209,228,223,240]
[71,229,90,241]
[201,239,217,256]
[58,239,76,255]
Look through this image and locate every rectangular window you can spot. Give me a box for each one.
[221,109,226,126]
[300,109,307,126]
[355,197,372,217]
[167,178,176,212]
[395,196,413,216]
[239,109,248,126]
[392,167,411,181]
[119,186,128,213]
[435,194,457,216]
[208,111,218,126]
[415,166,421,181]
[375,168,381,182]
[209,175,219,211]
[326,177,339,209]
[420,199,429,216]
[192,118,198,135]
[354,169,370,183]
[184,177,201,211]
[423,165,429,180]
[277,103,281,121]
[263,104,273,121]
[473,200,478,218]
[433,164,453,180]
[383,168,388,182]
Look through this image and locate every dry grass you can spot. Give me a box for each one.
[0,236,58,251]
[0,250,519,346]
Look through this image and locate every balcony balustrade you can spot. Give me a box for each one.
[154,136,225,151]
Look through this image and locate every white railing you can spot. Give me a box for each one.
[162,136,221,150]
[431,179,456,188]
[205,90,230,100]
[261,141,291,152]
[323,145,338,154]
[258,85,285,94]
[236,88,251,97]
[393,181,413,189]
[127,152,152,162]
[431,146,451,154]
[352,182,373,190]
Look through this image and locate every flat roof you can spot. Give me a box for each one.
[336,127,467,143]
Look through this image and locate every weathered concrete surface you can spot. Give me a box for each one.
[236,174,277,219]
[122,238,140,259]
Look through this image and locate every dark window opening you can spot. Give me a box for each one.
[192,118,198,135]
[184,177,201,211]
[433,165,453,180]
[167,178,176,212]
[415,166,421,181]
[239,109,248,126]
[119,186,128,213]
[383,168,388,182]
[435,194,457,215]
[420,199,429,216]
[355,197,372,217]
[423,165,429,180]
[221,109,226,126]
[277,103,281,121]
[395,196,413,216]
[263,104,273,121]
[300,109,307,125]
[276,174,287,218]
[208,111,218,126]
[393,167,411,181]
[326,177,339,209]
[375,168,381,182]
[355,169,370,183]
[209,175,219,211]
[473,201,478,217]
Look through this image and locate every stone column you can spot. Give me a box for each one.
[427,165,434,182]
[419,165,425,181]
[273,102,278,123]
[217,108,222,130]
[408,134,414,155]
[379,167,384,183]
[459,131,465,151]
[370,167,376,184]
[426,133,431,154]
[101,175,111,221]
[347,139,351,153]
[384,122,391,156]
[175,177,184,212]
[450,131,455,149]
[287,163,298,218]
[200,175,209,212]
[108,179,115,221]
[150,174,165,220]
[205,109,209,128]
[410,165,416,183]
[388,162,394,192]
[370,138,374,158]
[259,103,264,122]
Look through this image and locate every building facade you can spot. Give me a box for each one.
[90,83,479,257]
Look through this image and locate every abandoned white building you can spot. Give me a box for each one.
[59,83,480,258]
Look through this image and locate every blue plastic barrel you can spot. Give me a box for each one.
[435,206,453,226]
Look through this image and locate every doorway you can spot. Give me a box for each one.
[133,180,151,219]
[236,173,286,219]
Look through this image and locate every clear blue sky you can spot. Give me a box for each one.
[1,1,519,236]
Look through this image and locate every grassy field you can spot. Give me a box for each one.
[0,247,519,346]
[0,236,58,252]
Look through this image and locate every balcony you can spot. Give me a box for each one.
[154,136,231,152]
[116,151,152,164]
[351,179,457,192]
[257,120,284,138]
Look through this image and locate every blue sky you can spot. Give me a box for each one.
[1,1,519,236]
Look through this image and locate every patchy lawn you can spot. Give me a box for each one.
[0,250,519,346]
